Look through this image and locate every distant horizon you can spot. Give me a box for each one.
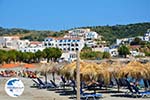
[0,0,150,31]
[1,21,150,32]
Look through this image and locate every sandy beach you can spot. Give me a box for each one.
[0,76,149,100]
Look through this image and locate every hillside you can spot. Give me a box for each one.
[0,27,66,41]
[0,22,150,43]
[80,22,150,43]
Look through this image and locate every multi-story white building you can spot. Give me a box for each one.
[68,29,98,40]
[44,37,84,52]
[0,36,30,49]
[19,41,44,53]
[44,37,85,61]
[0,36,19,48]
[16,40,30,49]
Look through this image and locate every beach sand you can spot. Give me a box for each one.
[0,77,70,100]
[0,76,149,100]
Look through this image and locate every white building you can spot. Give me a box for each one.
[109,48,118,57]
[0,36,30,49]
[85,31,98,40]
[68,29,90,37]
[116,29,150,45]
[16,40,30,49]
[116,38,134,45]
[60,51,77,62]
[85,40,97,47]
[19,41,44,53]
[143,29,150,41]
[43,37,85,61]
[130,50,145,57]
[68,29,98,40]
[44,37,84,52]
[0,36,19,48]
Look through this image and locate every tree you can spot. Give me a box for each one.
[0,50,8,64]
[118,45,130,58]
[35,50,43,62]
[43,47,62,62]
[7,50,17,63]
[130,37,142,45]
[51,48,62,61]
[21,52,31,63]
[15,51,23,62]
[27,52,35,63]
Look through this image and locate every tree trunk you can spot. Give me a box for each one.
[117,84,120,92]
[47,58,49,63]
[45,73,47,84]
[52,72,55,82]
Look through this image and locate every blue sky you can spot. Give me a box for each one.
[0,0,150,31]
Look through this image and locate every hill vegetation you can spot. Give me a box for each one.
[0,27,66,41]
[80,22,150,43]
[0,22,150,43]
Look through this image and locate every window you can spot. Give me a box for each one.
[67,43,70,46]
[71,44,74,46]
[76,48,79,51]
[63,44,66,46]
[68,39,71,42]
[75,43,78,46]
[72,48,74,51]
[48,43,51,46]
[68,48,70,51]
[59,40,62,42]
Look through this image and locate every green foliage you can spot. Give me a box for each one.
[0,27,65,41]
[0,47,62,64]
[118,45,130,57]
[81,46,92,52]
[80,50,110,60]
[0,22,150,43]
[103,52,111,58]
[7,50,17,63]
[80,22,150,44]
[35,50,43,62]
[130,37,147,45]
[0,50,8,63]
[43,47,62,62]
[80,51,103,60]
[145,52,150,56]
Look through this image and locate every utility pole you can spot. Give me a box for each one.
[76,50,80,100]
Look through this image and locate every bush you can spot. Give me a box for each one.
[80,51,103,60]
[103,52,111,59]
